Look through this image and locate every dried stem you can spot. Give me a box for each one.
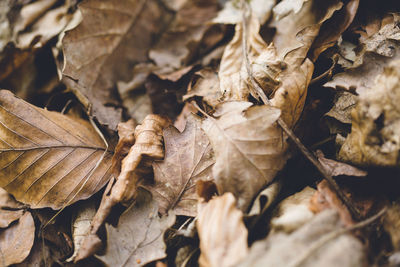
[240,1,362,220]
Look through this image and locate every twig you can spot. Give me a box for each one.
[288,208,387,267]
[240,1,362,220]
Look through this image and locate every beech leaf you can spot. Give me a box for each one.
[0,90,113,210]
[202,101,288,210]
[143,114,214,216]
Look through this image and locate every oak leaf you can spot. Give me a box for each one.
[0,90,113,209]
[197,193,249,267]
[143,114,214,216]
[98,189,175,267]
[202,101,288,210]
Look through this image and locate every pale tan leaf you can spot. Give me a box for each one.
[0,90,112,210]
[270,187,316,233]
[248,181,281,216]
[67,199,97,262]
[219,16,284,101]
[213,0,276,24]
[197,193,248,267]
[0,187,24,228]
[272,0,310,20]
[62,0,173,129]
[316,150,367,177]
[98,189,175,267]
[202,102,288,210]
[339,60,400,167]
[111,119,136,176]
[143,114,214,216]
[0,212,35,266]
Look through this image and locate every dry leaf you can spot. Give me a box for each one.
[202,101,288,210]
[214,0,276,24]
[98,189,175,267]
[0,212,35,266]
[111,119,136,176]
[0,90,112,209]
[0,187,24,228]
[149,0,222,73]
[316,150,367,177]
[67,199,97,262]
[62,0,173,129]
[325,91,357,125]
[240,210,366,267]
[218,16,285,101]
[143,114,214,216]
[75,115,169,261]
[270,186,316,233]
[339,60,400,167]
[197,193,248,267]
[248,181,281,216]
[272,0,310,21]
[325,13,400,95]
[383,202,400,251]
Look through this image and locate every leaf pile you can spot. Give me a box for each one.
[1,0,400,266]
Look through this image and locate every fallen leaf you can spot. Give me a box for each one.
[240,210,367,267]
[213,0,276,24]
[272,0,309,21]
[111,119,136,176]
[0,90,113,209]
[202,101,288,210]
[325,91,357,125]
[197,193,249,267]
[325,13,400,95]
[62,0,173,129]
[339,59,400,167]
[0,187,24,228]
[183,68,222,109]
[143,114,214,216]
[75,115,169,261]
[270,186,316,233]
[149,0,222,73]
[316,150,367,177]
[67,199,97,262]
[0,212,35,266]
[248,180,281,216]
[218,16,285,101]
[98,188,175,267]
[383,202,400,251]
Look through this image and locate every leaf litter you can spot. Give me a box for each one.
[0,0,400,266]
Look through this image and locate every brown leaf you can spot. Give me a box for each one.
[76,115,169,261]
[197,193,249,267]
[111,119,136,176]
[339,60,400,167]
[98,189,175,267]
[143,114,214,216]
[0,90,112,209]
[202,102,288,210]
[62,0,173,129]
[218,16,285,101]
[149,0,222,73]
[383,202,400,251]
[325,13,400,95]
[0,212,35,266]
[316,150,367,177]
[0,187,24,228]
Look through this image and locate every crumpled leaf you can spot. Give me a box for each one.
[202,101,288,210]
[325,13,400,95]
[239,210,367,267]
[67,199,97,262]
[272,0,310,21]
[149,0,223,74]
[270,186,316,233]
[98,189,175,267]
[75,115,169,261]
[143,114,214,216]
[0,211,35,266]
[0,187,24,228]
[213,0,276,24]
[111,119,136,176]
[0,90,112,209]
[218,16,285,101]
[197,193,248,267]
[248,181,281,216]
[62,0,173,129]
[339,60,400,167]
